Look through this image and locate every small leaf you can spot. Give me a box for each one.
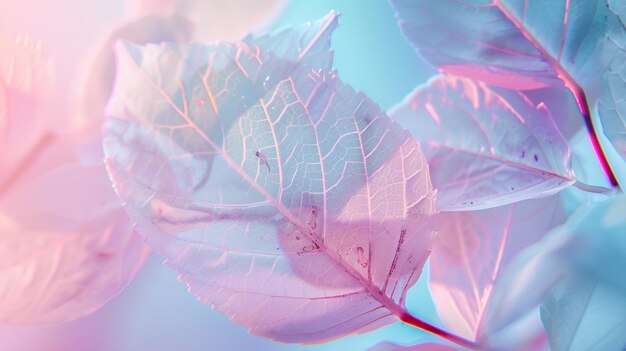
[0,161,149,324]
[391,76,574,210]
[103,35,436,342]
[540,195,626,351]
[429,195,565,341]
[243,11,338,71]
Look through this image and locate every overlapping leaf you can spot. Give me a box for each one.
[598,1,626,161]
[0,34,53,190]
[391,76,573,210]
[429,195,565,342]
[391,0,626,167]
[0,160,149,324]
[103,15,436,343]
[540,195,626,351]
[0,34,149,324]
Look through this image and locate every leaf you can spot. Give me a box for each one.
[540,195,626,351]
[429,195,565,342]
[390,0,606,90]
[0,160,149,324]
[598,2,626,161]
[391,76,574,210]
[77,15,193,129]
[103,32,436,342]
[391,0,626,171]
[0,33,149,324]
[0,34,54,189]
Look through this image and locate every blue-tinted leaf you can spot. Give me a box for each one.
[391,0,626,167]
[540,195,626,351]
[598,2,626,161]
[429,196,565,341]
[391,76,573,210]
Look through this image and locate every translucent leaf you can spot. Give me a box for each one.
[103,37,436,342]
[77,15,193,129]
[391,76,574,211]
[391,0,626,168]
[540,195,626,351]
[429,195,565,341]
[0,161,149,324]
[77,11,336,129]
[390,0,606,90]
[244,11,338,72]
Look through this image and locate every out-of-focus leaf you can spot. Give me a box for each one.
[540,195,626,351]
[133,0,285,42]
[77,15,193,129]
[429,195,565,341]
[598,2,626,161]
[0,161,149,324]
[391,0,626,165]
[370,342,460,351]
[0,34,54,189]
[103,32,436,342]
[391,76,573,210]
[0,33,149,324]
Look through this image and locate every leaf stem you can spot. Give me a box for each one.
[399,311,480,350]
[0,132,54,198]
[573,181,616,195]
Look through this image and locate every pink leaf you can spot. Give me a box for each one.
[103,33,436,342]
[429,195,565,341]
[0,33,149,324]
[0,160,149,324]
[390,0,624,185]
[0,34,54,189]
[391,76,574,210]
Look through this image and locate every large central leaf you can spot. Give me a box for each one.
[103,17,436,343]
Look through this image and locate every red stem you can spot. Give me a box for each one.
[399,311,480,350]
[574,90,621,189]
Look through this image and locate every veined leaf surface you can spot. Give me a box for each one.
[391,76,573,210]
[103,36,436,342]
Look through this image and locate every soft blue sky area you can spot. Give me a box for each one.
[0,2,445,351]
